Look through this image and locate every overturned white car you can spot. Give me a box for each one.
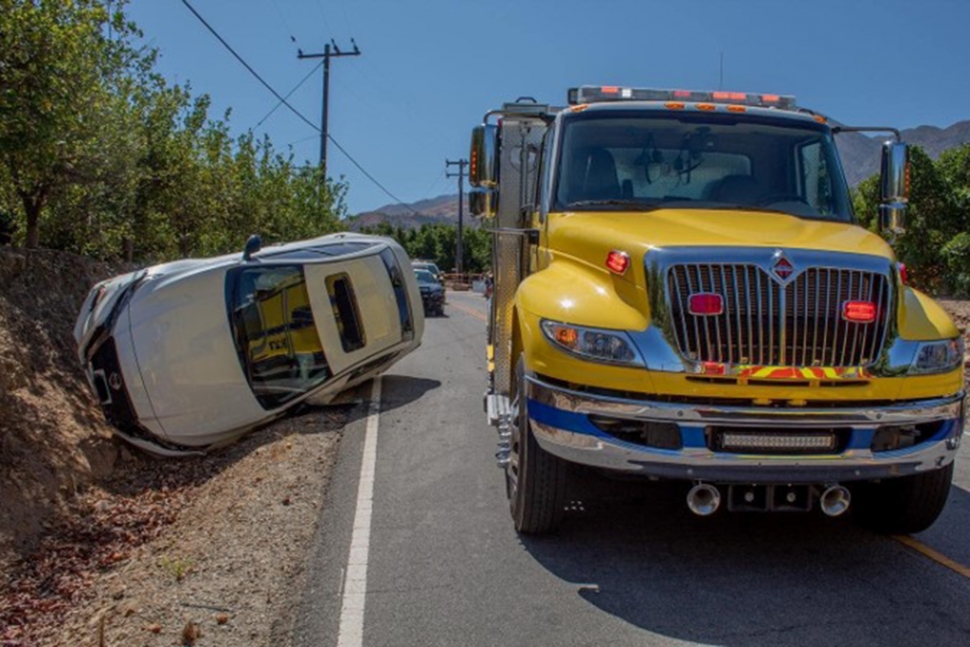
[75,234,423,456]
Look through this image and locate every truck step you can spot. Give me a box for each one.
[485,393,513,434]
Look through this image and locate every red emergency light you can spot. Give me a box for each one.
[567,86,797,111]
[843,301,877,323]
[689,293,724,316]
[606,250,630,275]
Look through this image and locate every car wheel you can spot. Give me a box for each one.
[507,354,567,534]
[852,462,953,534]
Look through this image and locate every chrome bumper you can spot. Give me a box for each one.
[526,375,966,482]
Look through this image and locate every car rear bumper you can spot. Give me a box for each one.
[525,375,966,482]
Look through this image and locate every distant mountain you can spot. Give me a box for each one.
[345,194,467,231]
[837,120,970,186]
[348,120,970,228]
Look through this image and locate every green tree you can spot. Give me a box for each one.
[0,0,142,248]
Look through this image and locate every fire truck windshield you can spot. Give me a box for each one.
[553,111,853,222]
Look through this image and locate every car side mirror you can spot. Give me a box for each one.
[243,234,262,261]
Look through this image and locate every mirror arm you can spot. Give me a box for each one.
[831,125,902,142]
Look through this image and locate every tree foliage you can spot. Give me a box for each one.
[853,144,970,296]
[0,0,345,260]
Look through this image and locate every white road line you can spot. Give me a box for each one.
[337,377,382,647]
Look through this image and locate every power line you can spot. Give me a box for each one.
[179,0,318,132]
[255,60,323,129]
[328,136,417,213]
[179,0,415,214]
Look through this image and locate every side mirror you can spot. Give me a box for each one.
[878,204,906,238]
[879,142,908,240]
[469,124,498,189]
[879,141,909,203]
[243,234,262,261]
[468,188,497,218]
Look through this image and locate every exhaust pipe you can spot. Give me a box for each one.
[819,485,851,517]
[687,483,721,516]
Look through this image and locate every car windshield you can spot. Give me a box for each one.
[415,269,436,283]
[553,111,853,221]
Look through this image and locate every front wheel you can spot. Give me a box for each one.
[507,355,568,534]
[852,463,954,534]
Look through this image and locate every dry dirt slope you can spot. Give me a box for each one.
[0,249,126,567]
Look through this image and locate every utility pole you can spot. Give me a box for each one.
[446,159,468,275]
[298,39,361,176]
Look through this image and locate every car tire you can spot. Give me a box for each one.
[507,354,567,534]
[852,462,953,534]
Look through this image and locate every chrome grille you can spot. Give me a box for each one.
[667,264,892,368]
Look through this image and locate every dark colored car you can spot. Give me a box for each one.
[414,269,445,316]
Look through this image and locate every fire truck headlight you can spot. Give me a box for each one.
[540,320,644,366]
[909,338,965,375]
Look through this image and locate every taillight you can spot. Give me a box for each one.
[843,301,876,323]
[689,293,724,316]
[898,262,908,285]
[606,250,630,275]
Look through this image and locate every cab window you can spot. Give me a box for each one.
[228,265,331,410]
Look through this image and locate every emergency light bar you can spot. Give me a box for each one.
[568,86,797,110]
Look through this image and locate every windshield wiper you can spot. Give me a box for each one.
[565,199,665,211]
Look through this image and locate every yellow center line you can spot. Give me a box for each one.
[893,534,970,579]
[448,301,487,322]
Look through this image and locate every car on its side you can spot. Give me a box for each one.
[74,233,423,456]
[414,268,445,317]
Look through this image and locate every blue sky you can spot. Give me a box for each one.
[128,0,970,215]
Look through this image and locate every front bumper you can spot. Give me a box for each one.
[526,375,966,482]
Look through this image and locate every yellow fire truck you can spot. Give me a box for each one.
[469,86,966,534]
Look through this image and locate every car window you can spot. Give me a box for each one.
[326,273,366,353]
[228,265,332,410]
[415,270,436,283]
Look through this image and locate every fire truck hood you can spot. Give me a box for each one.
[550,209,895,269]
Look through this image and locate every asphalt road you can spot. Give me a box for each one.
[294,290,970,647]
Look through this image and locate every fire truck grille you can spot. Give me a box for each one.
[666,264,893,369]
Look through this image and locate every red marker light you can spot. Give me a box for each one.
[601,86,619,94]
[898,262,908,285]
[702,361,726,376]
[689,293,724,316]
[762,94,780,103]
[673,90,691,98]
[843,301,877,323]
[606,250,630,275]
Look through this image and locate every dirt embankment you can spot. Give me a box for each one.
[0,248,352,647]
[0,249,130,567]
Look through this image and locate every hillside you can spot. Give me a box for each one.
[346,194,468,231]
[0,250,123,567]
[836,120,970,186]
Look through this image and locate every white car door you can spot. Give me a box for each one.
[304,253,402,377]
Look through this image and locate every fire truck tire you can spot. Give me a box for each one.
[509,355,567,534]
[852,462,953,534]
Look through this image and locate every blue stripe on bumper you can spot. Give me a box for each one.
[527,397,961,458]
